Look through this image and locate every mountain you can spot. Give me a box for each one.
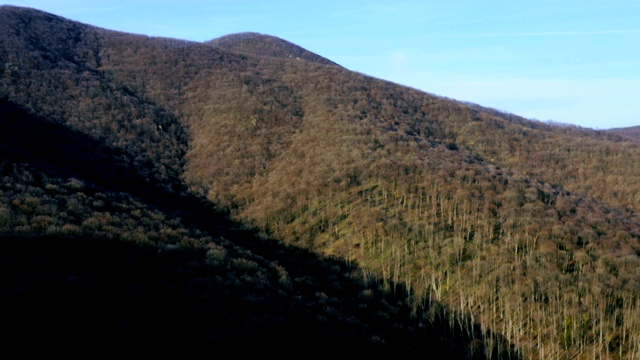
[1,5,639,359]
[206,32,341,67]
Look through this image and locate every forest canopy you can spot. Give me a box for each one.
[1,5,639,359]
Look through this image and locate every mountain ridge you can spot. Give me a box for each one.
[1,6,639,359]
[607,125,640,142]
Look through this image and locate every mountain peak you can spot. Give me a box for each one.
[206,32,341,67]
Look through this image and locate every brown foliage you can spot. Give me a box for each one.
[2,5,640,358]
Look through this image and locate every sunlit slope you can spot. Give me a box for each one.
[178,52,640,359]
[0,6,481,357]
[2,5,639,359]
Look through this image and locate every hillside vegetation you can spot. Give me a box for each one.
[608,126,640,142]
[1,6,639,359]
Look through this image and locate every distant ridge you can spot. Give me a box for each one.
[607,125,640,142]
[207,32,341,67]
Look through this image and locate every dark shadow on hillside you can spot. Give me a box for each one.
[0,99,166,196]
[0,100,521,359]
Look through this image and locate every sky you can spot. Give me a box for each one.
[5,0,640,129]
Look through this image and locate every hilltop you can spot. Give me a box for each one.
[206,32,341,66]
[1,6,639,359]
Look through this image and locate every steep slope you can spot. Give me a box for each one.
[105,30,640,358]
[177,58,640,359]
[0,5,188,192]
[0,123,471,358]
[0,6,491,358]
[2,5,640,359]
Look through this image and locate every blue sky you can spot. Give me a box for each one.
[6,0,640,129]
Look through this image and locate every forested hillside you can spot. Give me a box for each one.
[1,6,639,359]
[608,125,640,142]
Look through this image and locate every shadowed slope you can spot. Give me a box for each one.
[0,7,517,359]
[0,102,513,359]
[1,6,640,359]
